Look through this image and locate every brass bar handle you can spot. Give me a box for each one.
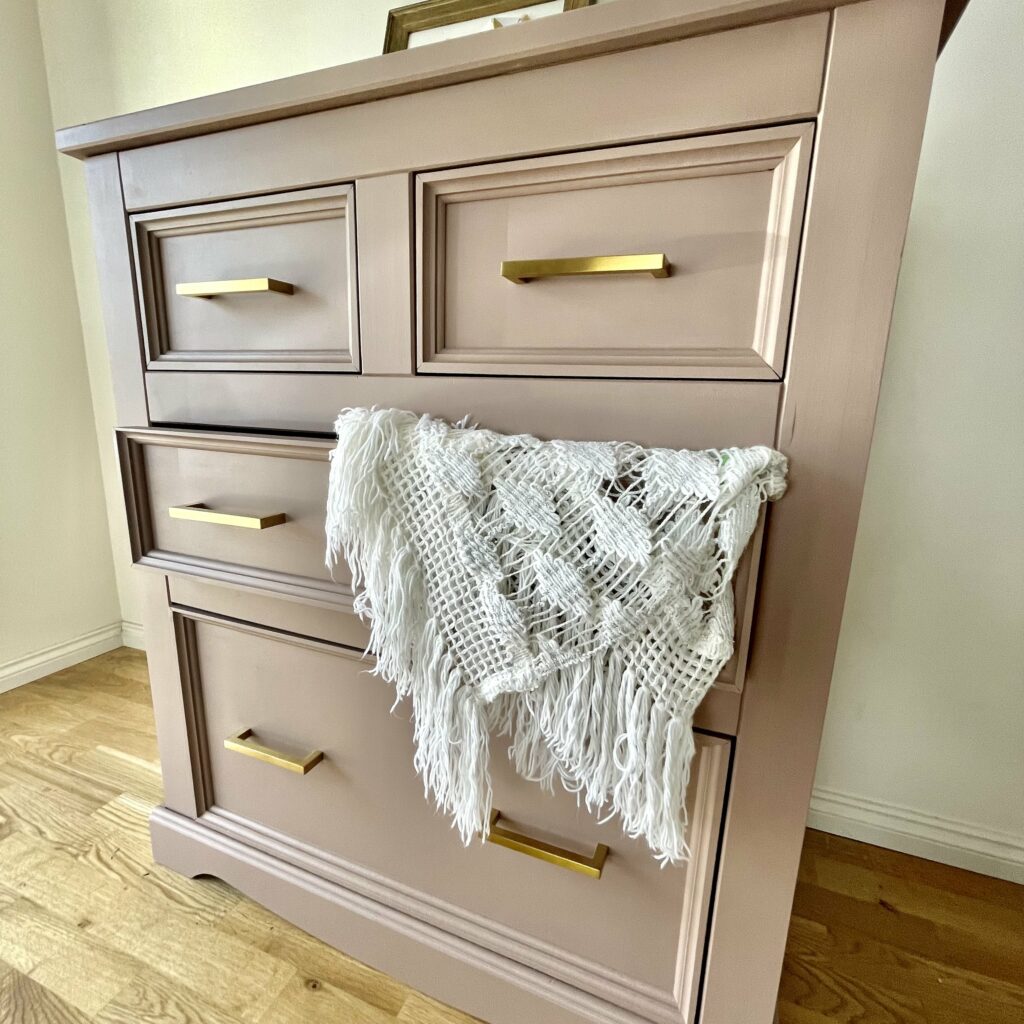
[175,277,294,298]
[168,504,287,530]
[500,253,669,284]
[486,810,609,879]
[224,729,324,775]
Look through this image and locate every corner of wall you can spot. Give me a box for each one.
[0,623,125,696]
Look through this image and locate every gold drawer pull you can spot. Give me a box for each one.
[224,729,324,775]
[175,277,294,298]
[501,253,669,284]
[168,504,287,530]
[486,810,609,879]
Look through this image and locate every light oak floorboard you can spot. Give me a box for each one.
[397,992,484,1024]
[217,899,409,1016]
[94,967,247,1024]
[0,964,93,1024]
[0,649,1019,1023]
[781,833,1024,1023]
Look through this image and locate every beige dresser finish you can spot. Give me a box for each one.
[61,2,957,1021]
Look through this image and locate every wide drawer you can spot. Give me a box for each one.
[117,428,350,609]
[181,609,729,1023]
[417,124,812,380]
[121,412,763,727]
[130,185,358,372]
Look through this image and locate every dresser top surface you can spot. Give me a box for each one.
[55,0,965,160]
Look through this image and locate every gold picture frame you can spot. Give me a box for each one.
[383,0,594,54]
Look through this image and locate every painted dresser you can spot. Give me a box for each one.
[58,2,964,1021]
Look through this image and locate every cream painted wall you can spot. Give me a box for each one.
[0,0,121,689]
[34,0,1023,879]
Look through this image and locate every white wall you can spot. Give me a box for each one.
[33,0,1023,880]
[0,0,122,690]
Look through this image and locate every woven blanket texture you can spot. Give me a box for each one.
[326,407,787,862]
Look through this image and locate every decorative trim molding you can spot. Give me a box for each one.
[116,428,353,613]
[130,185,359,374]
[152,806,680,1024]
[151,806,624,1024]
[121,620,146,650]
[417,124,812,381]
[0,623,124,695]
[809,785,1024,886]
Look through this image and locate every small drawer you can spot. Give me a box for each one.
[417,124,812,380]
[181,609,729,1021]
[131,185,358,372]
[117,428,349,609]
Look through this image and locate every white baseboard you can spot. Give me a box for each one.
[0,622,124,695]
[120,620,146,650]
[809,785,1024,885]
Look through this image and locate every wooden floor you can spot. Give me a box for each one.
[0,650,1020,1023]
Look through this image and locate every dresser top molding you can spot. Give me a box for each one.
[55,0,968,159]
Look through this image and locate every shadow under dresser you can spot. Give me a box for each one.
[58,1,957,1021]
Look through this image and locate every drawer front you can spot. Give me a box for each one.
[125,386,769,724]
[183,610,729,1022]
[417,124,812,380]
[131,185,358,372]
[166,576,370,651]
[118,429,350,608]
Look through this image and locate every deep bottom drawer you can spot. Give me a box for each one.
[178,608,730,1022]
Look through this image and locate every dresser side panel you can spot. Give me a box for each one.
[701,1,946,1020]
[84,152,148,427]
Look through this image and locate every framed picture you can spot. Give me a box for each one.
[383,0,595,54]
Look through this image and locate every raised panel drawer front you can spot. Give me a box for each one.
[182,610,730,1023]
[418,124,812,380]
[131,184,358,372]
[117,429,350,608]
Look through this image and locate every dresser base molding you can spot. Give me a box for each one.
[194,807,695,1023]
[151,806,689,1024]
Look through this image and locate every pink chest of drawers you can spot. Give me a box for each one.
[59,2,957,1021]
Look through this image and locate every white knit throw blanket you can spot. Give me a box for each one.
[326,408,787,862]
